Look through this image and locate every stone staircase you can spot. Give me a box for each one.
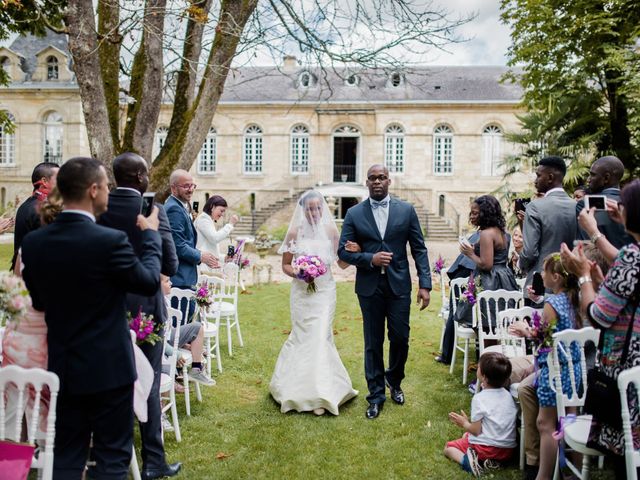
[424,212,459,241]
[232,192,302,236]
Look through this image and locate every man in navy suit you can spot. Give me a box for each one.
[98,153,181,480]
[338,164,432,419]
[21,157,162,479]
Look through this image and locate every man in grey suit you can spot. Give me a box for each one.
[519,156,577,293]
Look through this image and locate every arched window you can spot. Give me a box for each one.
[384,124,404,173]
[482,124,503,176]
[433,124,453,175]
[47,56,59,80]
[298,71,315,89]
[198,127,217,174]
[154,126,168,158]
[390,72,403,88]
[0,112,15,166]
[290,124,309,174]
[243,125,263,174]
[42,111,63,164]
[345,74,359,86]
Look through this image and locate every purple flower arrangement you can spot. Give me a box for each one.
[194,280,213,308]
[461,274,482,306]
[433,255,446,275]
[529,310,556,353]
[129,308,161,346]
[293,255,328,293]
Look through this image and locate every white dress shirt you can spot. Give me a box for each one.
[371,195,390,239]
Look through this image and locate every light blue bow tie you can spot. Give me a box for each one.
[370,199,388,209]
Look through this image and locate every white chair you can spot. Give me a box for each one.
[197,274,224,375]
[618,365,640,480]
[449,277,476,385]
[130,447,142,480]
[0,365,60,480]
[438,267,450,352]
[482,307,540,359]
[214,263,243,355]
[550,327,603,480]
[475,289,524,355]
[169,287,202,416]
[159,307,182,442]
[516,277,527,292]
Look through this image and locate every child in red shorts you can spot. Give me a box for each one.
[444,352,517,477]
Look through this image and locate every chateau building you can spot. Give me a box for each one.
[0,33,529,237]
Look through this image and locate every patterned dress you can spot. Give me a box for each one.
[535,292,581,408]
[587,243,640,455]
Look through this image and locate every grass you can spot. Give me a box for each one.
[0,243,13,269]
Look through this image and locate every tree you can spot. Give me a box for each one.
[500,0,640,174]
[4,0,470,192]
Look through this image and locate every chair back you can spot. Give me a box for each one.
[617,365,640,480]
[495,307,540,357]
[550,327,600,417]
[221,263,240,305]
[449,277,469,317]
[169,287,194,327]
[516,277,526,292]
[163,307,183,380]
[475,289,524,353]
[0,365,60,479]
[197,274,225,314]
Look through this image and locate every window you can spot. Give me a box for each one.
[298,71,314,89]
[345,74,359,86]
[0,56,9,74]
[243,125,263,174]
[154,126,168,157]
[481,124,503,176]
[290,124,309,174]
[43,111,63,164]
[433,124,453,175]
[198,128,217,174]
[384,124,404,173]
[47,56,59,80]
[390,72,403,87]
[0,112,15,166]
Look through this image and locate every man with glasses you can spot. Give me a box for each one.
[338,164,432,419]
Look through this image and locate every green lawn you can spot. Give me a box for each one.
[0,243,13,269]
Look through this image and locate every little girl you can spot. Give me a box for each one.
[509,253,582,480]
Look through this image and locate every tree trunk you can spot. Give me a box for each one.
[65,0,115,168]
[97,0,121,150]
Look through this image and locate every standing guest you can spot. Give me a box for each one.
[21,157,162,479]
[194,195,239,268]
[573,185,587,201]
[97,153,182,480]
[11,162,59,270]
[518,156,577,296]
[508,226,525,278]
[338,164,431,419]
[575,155,634,248]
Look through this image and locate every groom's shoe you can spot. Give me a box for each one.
[366,403,382,419]
[141,462,182,480]
[385,379,405,405]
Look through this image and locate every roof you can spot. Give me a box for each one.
[9,31,69,80]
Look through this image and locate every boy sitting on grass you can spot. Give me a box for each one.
[444,352,517,477]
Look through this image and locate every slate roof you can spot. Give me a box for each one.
[9,31,70,80]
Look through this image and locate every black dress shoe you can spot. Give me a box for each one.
[141,462,182,480]
[434,355,450,365]
[366,402,382,419]
[385,379,405,405]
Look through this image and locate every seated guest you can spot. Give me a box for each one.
[444,352,517,477]
[194,195,239,269]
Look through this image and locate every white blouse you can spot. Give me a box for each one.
[194,212,234,262]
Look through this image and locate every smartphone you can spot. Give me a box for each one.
[514,197,531,212]
[532,271,545,296]
[140,192,155,217]
[227,245,236,257]
[458,236,471,248]
[192,201,200,213]
[584,195,606,211]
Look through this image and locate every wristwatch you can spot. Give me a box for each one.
[590,232,604,244]
[578,276,593,287]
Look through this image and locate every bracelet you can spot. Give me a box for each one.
[591,232,604,244]
[578,276,593,287]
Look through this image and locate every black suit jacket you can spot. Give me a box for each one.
[11,195,40,270]
[98,189,178,325]
[21,212,162,395]
[338,197,432,297]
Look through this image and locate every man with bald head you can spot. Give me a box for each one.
[98,152,181,479]
[576,155,633,248]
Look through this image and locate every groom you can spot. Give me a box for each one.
[339,164,432,419]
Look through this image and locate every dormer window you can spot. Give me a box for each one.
[390,72,403,87]
[0,56,9,74]
[345,74,359,86]
[47,56,58,80]
[298,71,314,89]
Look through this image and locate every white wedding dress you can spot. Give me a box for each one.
[269,237,358,415]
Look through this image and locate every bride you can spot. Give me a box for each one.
[270,190,358,416]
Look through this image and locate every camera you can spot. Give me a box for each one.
[584,195,606,211]
[514,197,531,212]
[227,245,236,257]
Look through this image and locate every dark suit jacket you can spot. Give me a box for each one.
[338,197,432,297]
[98,189,178,325]
[165,195,200,287]
[576,187,634,249]
[11,195,39,270]
[21,212,162,395]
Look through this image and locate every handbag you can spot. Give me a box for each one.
[583,279,640,430]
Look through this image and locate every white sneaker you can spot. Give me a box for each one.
[161,414,174,433]
[466,448,483,477]
[483,459,500,471]
[190,368,216,386]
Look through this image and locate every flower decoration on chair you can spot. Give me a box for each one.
[128,307,161,346]
[433,255,446,275]
[0,271,31,321]
[460,274,482,306]
[293,255,327,293]
[529,310,556,354]
[194,280,213,309]
[238,256,251,270]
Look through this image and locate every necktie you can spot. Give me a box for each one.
[370,200,388,209]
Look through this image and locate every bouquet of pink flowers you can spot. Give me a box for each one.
[194,280,212,308]
[433,255,446,275]
[293,255,327,293]
[529,310,556,353]
[129,308,161,346]
[0,271,31,322]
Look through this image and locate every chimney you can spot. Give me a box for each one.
[282,55,298,73]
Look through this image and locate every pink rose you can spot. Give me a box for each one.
[306,265,318,277]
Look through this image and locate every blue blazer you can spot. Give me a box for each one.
[338,197,432,297]
[165,195,200,288]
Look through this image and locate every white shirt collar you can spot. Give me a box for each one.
[370,195,391,204]
[62,209,96,222]
[116,187,142,196]
[545,187,565,197]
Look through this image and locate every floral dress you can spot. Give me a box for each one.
[535,292,581,408]
[587,243,640,455]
